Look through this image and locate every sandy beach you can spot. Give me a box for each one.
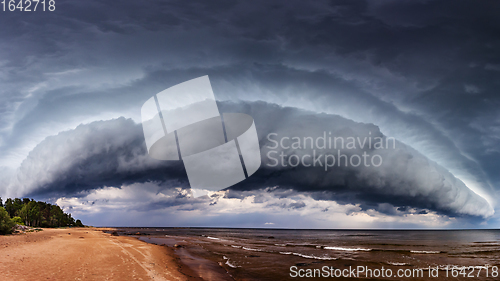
[2,227,499,281]
[0,228,202,281]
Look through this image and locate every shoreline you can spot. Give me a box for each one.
[3,227,499,280]
[104,228,500,281]
[0,227,222,281]
[102,228,235,281]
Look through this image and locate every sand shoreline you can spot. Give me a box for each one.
[0,227,219,281]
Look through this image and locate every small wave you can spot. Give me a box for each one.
[410,250,440,254]
[226,260,239,268]
[206,236,234,243]
[223,256,240,268]
[231,245,242,248]
[279,251,336,260]
[293,253,337,260]
[387,262,409,266]
[242,247,263,252]
[275,244,287,247]
[325,246,371,252]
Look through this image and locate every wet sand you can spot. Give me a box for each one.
[0,228,213,281]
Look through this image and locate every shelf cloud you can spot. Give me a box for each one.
[3,101,493,219]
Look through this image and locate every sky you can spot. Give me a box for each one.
[0,0,499,228]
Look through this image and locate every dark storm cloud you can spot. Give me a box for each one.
[1,0,499,225]
[2,0,497,189]
[224,101,493,217]
[5,61,493,206]
[5,101,492,217]
[8,117,190,198]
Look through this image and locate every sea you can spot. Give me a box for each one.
[110,228,500,280]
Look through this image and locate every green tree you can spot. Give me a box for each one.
[0,207,15,235]
[75,219,84,227]
[5,198,24,218]
[28,201,41,227]
[18,201,42,227]
[4,198,14,217]
[0,197,3,207]
[13,198,23,215]
[12,216,24,225]
[2,198,83,228]
[18,204,28,226]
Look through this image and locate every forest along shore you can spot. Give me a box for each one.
[0,227,214,281]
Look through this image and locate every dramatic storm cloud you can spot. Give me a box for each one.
[0,0,499,227]
[3,102,493,219]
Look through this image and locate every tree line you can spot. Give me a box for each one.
[0,197,84,234]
